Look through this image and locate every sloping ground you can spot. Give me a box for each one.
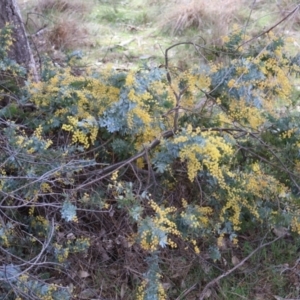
[18,0,300,70]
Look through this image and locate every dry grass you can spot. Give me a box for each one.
[47,17,89,50]
[36,0,92,51]
[22,0,94,53]
[159,0,246,45]
[35,0,90,15]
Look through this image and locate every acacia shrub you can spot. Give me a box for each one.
[0,24,300,299]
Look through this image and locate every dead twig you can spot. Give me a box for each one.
[198,234,282,300]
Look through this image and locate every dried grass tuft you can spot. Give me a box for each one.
[159,0,244,44]
[47,17,88,50]
[36,0,90,15]
[30,0,93,51]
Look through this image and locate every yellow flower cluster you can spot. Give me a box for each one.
[34,125,43,140]
[295,160,300,174]
[128,106,152,129]
[210,62,223,73]
[72,130,90,148]
[150,81,169,97]
[251,162,260,173]
[218,164,289,231]
[281,128,296,139]
[28,207,35,216]
[170,72,211,110]
[157,281,167,300]
[291,216,300,234]
[254,46,292,103]
[136,280,146,300]
[181,205,212,230]
[53,243,69,263]
[179,133,233,183]
[137,125,163,149]
[1,25,13,51]
[39,284,58,300]
[31,216,49,237]
[227,79,236,88]
[136,157,145,169]
[125,71,135,87]
[136,279,166,300]
[173,135,189,144]
[40,182,52,193]
[139,200,180,252]
[222,35,230,43]
[181,198,188,208]
[0,169,6,191]
[243,171,287,200]
[71,237,90,252]
[30,66,123,148]
[111,170,119,182]
[221,193,242,230]
[228,100,264,129]
[179,144,202,181]
[190,239,200,254]
[0,225,11,247]
[54,107,69,117]
[87,79,120,114]
[236,66,249,75]
[62,115,98,148]
[14,126,53,152]
[18,274,30,294]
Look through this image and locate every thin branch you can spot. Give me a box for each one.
[0,218,56,281]
[198,235,283,300]
[73,130,174,190]
[237,143,300,192]
[237,4,300,50]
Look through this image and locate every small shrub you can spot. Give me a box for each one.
[36,0,90,15]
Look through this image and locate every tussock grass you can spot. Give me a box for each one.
[35,0,90,15]
[23,0,94,52]
[159,0,245,45]
[47,16,89,50]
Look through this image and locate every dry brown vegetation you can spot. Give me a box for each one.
[35,0,90,15]
[47,17,89,50]
[158,0,246,45]
[21,0,93,53]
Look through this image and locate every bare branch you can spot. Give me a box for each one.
[237,4,300,50]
